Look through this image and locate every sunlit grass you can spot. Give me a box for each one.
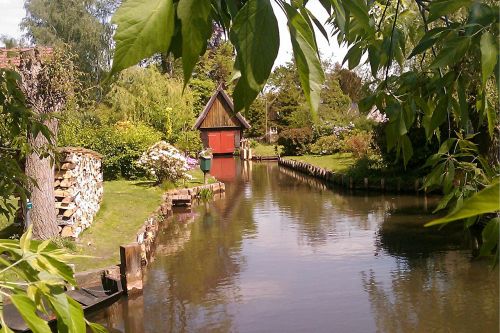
[283,153,356,173]
[252,143,282,156]
[71,169,214,271]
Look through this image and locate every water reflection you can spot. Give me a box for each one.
[90,161,498,332]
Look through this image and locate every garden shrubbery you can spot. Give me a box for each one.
[278,127,313,156]
[138,141,192,184]
[342,130,372,158]
[309,135,344,155]
[59,118,162,179]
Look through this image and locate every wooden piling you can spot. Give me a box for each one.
[120,243,143,294]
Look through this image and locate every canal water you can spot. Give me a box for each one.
[90,159,499,333]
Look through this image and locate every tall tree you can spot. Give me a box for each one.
[18,48,76,239]
[22,0,117,86]
[332,64,364,104]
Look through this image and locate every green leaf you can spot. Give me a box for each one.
[305,8,330,42]
[408,27,449,58]
[368,45,380,77]
[425,180,500,226]
[430,36,471,69]
[480,218,499,257]
[343,43,363,70]
[45,288,72,333]
[68,297,85,333]
[231,0,279,110]
[19,225,32,254]
[486,98,496,138]
[330,0,346,33]
[38,254,76,285]
[10,294,52,333]
[178,0,212,85]
[428,0,472,23]
[342,0,371,33]
[111,0,174,74]
[87,322,108,333]
[457,76,469,129]
[480,31,498,87]
[87,321,108,333]
[401,134,413,167]
[428,95,448,137]
[284,3,325,117]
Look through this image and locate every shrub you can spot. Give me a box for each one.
[59,116,162,179]
[175,130,202,156]
[342,130,373,158]
[138,141,191,184]
[278,127,313,156]
[373,123,438,170]
[309,135,344,155]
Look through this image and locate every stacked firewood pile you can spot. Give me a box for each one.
[54,147,103,238]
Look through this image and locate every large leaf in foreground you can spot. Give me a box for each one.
[425,180,500,226]
[178,0,212,84]
[231,0,279,111]
[284,4,325,117]
[111,0,174,74]
[10,294,52,333]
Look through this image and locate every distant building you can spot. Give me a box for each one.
[0,47,53,69]
[194,84,251,154]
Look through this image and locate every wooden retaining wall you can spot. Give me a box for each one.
[119,182,225,293]
[278,158,424,194]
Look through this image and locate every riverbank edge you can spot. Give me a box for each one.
[278,157,425,194]
[74,182,226,291]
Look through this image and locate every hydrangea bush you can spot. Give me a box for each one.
[138,141,191,184]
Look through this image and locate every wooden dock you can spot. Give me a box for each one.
[169,182,226,207]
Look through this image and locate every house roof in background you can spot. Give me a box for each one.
[193,83,251,129]
[0,47,53,69]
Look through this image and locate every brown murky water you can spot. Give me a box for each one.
[90,159,499,333]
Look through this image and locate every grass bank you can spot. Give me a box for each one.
[71,169,216,271]
[252,143,282,156]
[283,153,355,173]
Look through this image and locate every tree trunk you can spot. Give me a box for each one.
[26,119,59,239]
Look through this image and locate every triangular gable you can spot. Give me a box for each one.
[194,84,251,129]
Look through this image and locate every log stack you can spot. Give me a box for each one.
[54,147,103,238]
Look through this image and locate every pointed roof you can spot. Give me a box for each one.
[193,84,251,129]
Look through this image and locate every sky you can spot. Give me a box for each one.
[0,0,347,67]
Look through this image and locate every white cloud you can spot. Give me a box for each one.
[0,0,24,44]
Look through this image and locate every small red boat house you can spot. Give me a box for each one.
[194,85,251,155]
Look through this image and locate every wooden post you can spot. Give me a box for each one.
[364,177,368,189]
[380,178,385,191]
[120,243,143,294]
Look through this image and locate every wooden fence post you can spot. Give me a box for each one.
[120,243,143,294]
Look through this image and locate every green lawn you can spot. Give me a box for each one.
[283,153,356,173]
[252,143,282,156]
[71,169,215,271]
[71,179,164,271]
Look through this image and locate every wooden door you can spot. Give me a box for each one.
[208,132,221,153]
[220,131,235,154]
